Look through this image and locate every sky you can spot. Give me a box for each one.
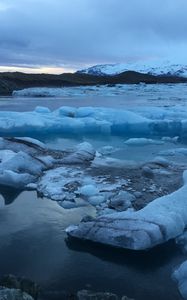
[0,0,187,74]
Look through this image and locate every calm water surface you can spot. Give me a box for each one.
[0,190,185,300]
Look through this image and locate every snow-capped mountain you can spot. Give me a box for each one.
[77,61,187,77]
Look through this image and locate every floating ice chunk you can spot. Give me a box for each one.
[57,106,76,117]
[78,184,99,197]
[66,170,187,250]
[13,87,65,97]
[162,136,179,143]
[0,170,35,188]
[88,195,105,206]
[76,107,94,118]
[124,138,164,146]
[34,106,51,113]
[60,198,88,209]
[61,142,95,164]
[0,150,46,188]
[37,167,85,200]
[173,261,187,300]
[59,200,78,209]
[0,151,45,176]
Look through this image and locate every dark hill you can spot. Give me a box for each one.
[0,70,186,95]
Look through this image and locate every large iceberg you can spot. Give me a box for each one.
[0,105,187,137]
[66,170,187,250]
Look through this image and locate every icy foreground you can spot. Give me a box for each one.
[0,137,95,189]
[1,105,187,137]
[1,135,186,252]
[66,171,187,250]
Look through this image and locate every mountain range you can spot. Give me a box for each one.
[0,62,187,96]
[77,61,187,77]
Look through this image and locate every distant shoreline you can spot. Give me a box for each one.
[0,70,187,96]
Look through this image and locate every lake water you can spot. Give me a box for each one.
[1,85,187,299]
[1,83,187,111]
[0,190,185,300]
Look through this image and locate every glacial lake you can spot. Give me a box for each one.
[1,84,187,299]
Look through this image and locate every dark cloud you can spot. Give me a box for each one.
[0,0,187,72]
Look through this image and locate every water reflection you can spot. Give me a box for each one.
[0,189,185,300]
[66,237,185,271]
[0,185,23,205]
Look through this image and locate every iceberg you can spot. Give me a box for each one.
[0,105,187,137]
[0,137,96,189]
[0,151,45,188]
[66,170,187,250]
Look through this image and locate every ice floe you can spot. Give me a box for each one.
[124,138,164,146]
[0,138,96,189]
[66,170,187,250]
[0,150,45,188]
[37,164,132,209]
[12,83,187,101]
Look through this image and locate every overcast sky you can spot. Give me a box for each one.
[0,0,187,73]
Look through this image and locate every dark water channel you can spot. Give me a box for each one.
[0,189,186,300]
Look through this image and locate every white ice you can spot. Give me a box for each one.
[0,151,45,188]
[66,170,187,250]
[124,138,164,146]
